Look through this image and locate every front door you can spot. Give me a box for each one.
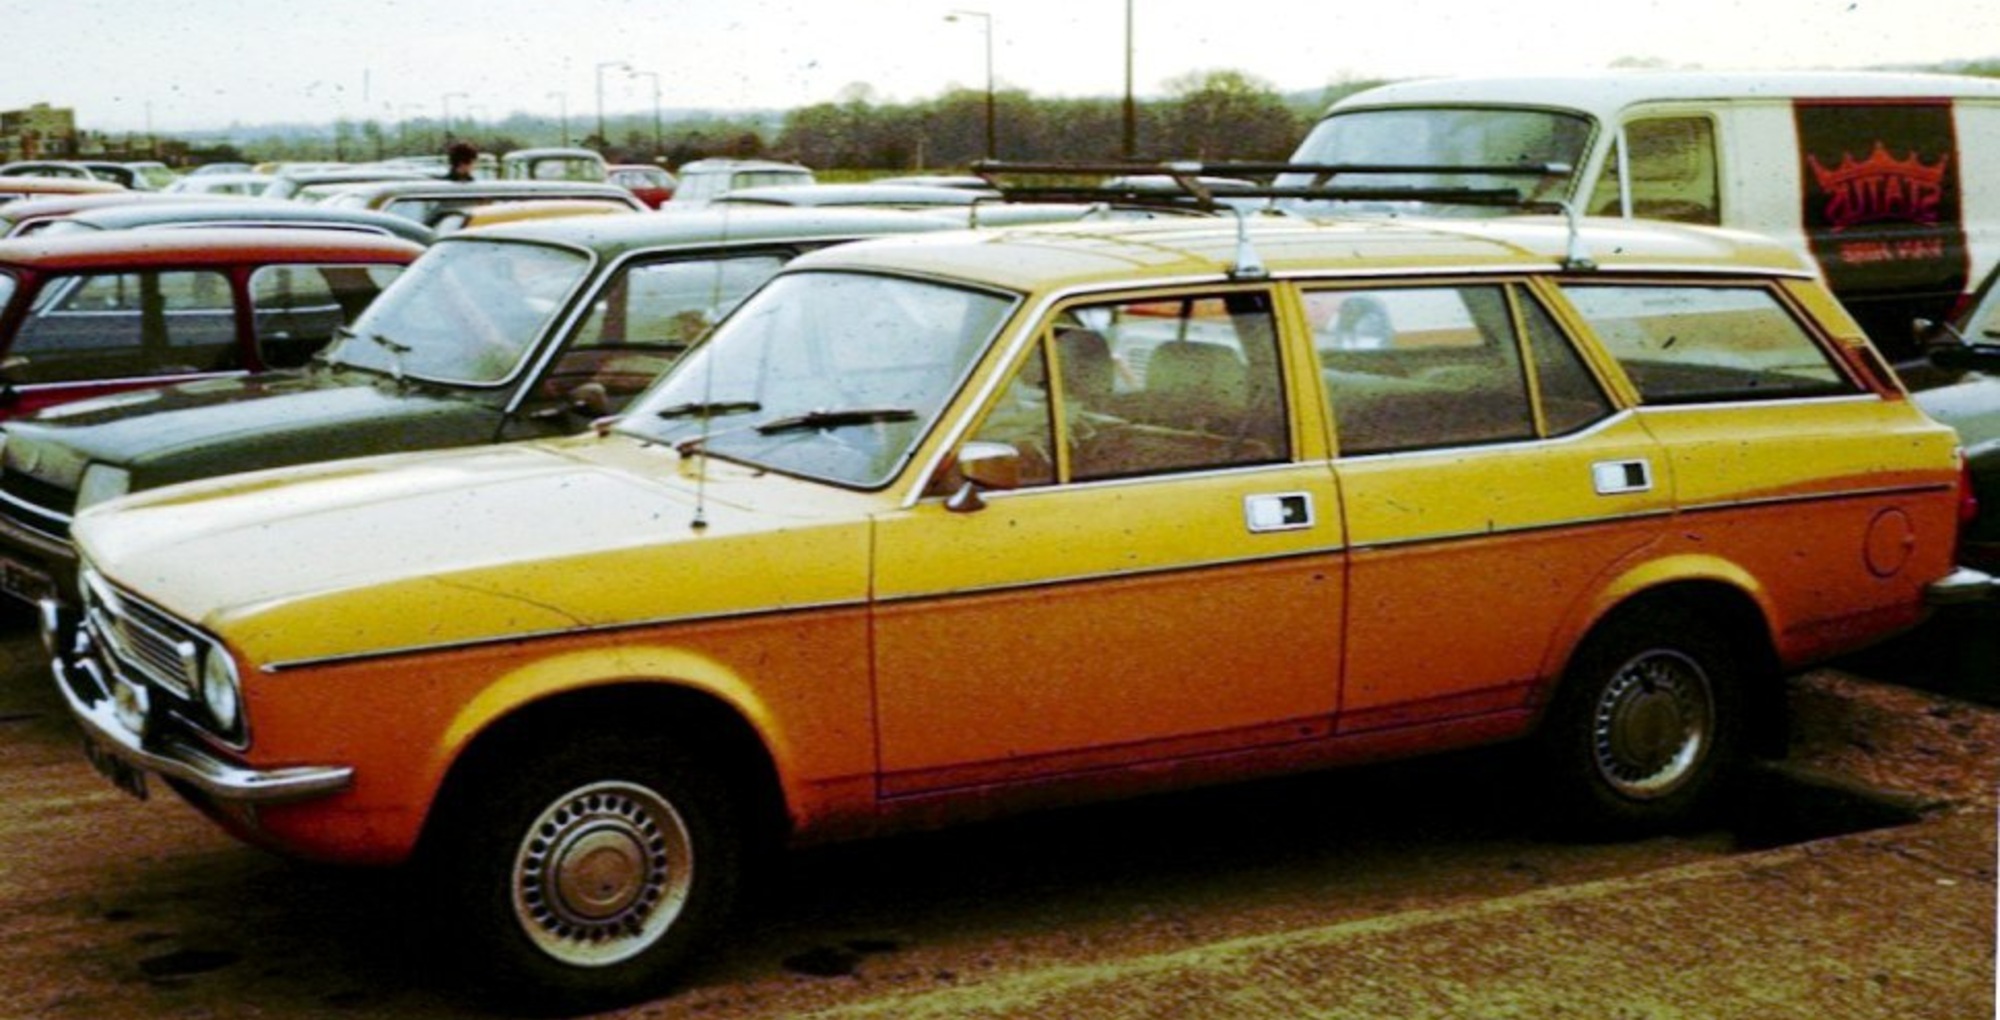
[871,288,1345,797]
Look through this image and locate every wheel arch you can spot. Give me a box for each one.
[419,679,793,860]
[1545,569,1788,757]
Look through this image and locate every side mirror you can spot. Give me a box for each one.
[945,441,1021,513]
[1929,343,2000,373]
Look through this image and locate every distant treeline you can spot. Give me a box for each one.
[169,70,1378,170]
[163,61,2000,170]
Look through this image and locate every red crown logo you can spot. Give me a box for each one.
[1807,142,1950,229]
[1806,142,1950,192]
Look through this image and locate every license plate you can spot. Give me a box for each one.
[81,734,148,801]
[0,552,51,603]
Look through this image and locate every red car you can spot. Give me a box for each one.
[608,163,676,208]
[0,227,419,417]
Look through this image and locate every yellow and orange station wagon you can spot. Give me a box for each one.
[55,213,1990,1012]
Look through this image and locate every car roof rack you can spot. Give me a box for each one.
[966,159,1598,272]
[969,159,1567,211]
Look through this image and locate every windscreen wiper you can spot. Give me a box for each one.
[754,407,917,435]
[654,400,763,419]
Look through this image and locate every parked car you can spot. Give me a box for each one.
[667,157,814,206]
[165,171,276,197]
[314,178,644,228]
[0,191,170,236]
[870,173,996,190]
[0,176,125,205]
[74,161,174,191]
[0,160,102,181]
[608,163,676,207]
[0,207,958,610]
[38,198,438,245]
[1910,264,2000,571]
[1281,70,2000,361]
[711,182,1000,209]
[261,165,436,201]
[50,213,1984,1012]
[427,197,638,233]
[0,226,415,428]
[500,147,610,183]
[119,162,180,191]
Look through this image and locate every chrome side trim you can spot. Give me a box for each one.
[261,595,871,673]
[1346,506,1677,554]
[261,542,1349,673]
[13,369,250,394]
[1671,481,1958,518]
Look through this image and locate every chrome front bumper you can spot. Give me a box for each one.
[50,607,352,805]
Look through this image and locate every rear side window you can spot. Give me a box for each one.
[1308,282,1611,455]
[1560,284,1858,403]
[250,264,404,368]
[8,269,240,384]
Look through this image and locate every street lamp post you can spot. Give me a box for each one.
[547,91,570,147]
[441,91,468,143]
[946,9,994,160]
[595,60,631,149]
[630,69,663,159]
[1123,0,1136,159]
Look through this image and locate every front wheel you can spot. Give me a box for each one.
[428,736,743,1014]
[1538,607,1746,837]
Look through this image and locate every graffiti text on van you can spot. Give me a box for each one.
[1806,144,1950,232]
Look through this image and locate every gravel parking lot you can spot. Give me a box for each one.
[0,612,1990,1019]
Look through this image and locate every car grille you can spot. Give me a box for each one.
[80,569,197,701]
[0,469,75,540]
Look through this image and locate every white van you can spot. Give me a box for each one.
[1285,71,2000,358]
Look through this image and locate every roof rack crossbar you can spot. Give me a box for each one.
[968,160,1568,213]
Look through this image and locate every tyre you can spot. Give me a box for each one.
[427,734,743,1014]
[1537,606,1745,837]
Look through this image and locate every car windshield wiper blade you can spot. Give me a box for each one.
[654,399,763,419]
[754,407,917,435]
[671,406,917,457]
[329,327,412,382]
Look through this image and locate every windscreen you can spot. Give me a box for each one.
[622,270,1014,489]
[326,238,590,384]
[1282,106,1592,214]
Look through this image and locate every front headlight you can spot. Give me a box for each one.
[76,464,132,510]
[200,647,242,736]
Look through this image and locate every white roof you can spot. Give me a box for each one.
[1327,70,2000,118]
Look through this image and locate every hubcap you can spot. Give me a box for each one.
[512,780,694,966]
[1590,649,1714,800]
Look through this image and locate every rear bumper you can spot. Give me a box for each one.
[1925,566,1998,606]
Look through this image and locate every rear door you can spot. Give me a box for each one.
[1311,278,1671,731]
[1,266,244,417]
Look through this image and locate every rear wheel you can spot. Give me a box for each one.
[428,735,742,1014]
[1539,607,1746,837]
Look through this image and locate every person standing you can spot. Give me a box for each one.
[446,142,479,182]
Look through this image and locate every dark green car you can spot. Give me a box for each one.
[0,206,958,610]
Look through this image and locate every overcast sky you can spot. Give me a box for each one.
[10,0,1999,133]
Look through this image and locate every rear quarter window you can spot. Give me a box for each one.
[1559,283,1859,403]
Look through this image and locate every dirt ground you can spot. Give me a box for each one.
[0,614,1991,1019]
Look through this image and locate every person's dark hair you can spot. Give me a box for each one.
[448,142,478,165]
